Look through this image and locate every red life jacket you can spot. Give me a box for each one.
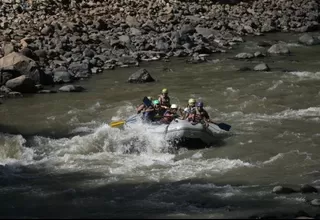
[187,109,201,122]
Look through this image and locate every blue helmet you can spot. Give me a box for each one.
[196,102,204,107]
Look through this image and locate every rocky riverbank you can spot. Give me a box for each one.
[0,0,319,99]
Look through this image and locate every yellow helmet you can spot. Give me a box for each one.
[147,96,153,101]
[162,88,168,94]
[188,98,196,105]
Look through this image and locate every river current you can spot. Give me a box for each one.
[1,32,320,218]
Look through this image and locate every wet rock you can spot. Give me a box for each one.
[235,52,254,59]
[272,185,297,194]
[5,75,37,93]
[127,68,155,83]
[0,52,44,84]
[91,67,102,74]
[298,34,320,46]
[58,85,85,92]
[38,90,57,94]
[254,51,266,58]
[257,41,273,47]
[238,66,252,71]
[268,43,290,55]
[7,91,23,98]
[254,63,270,71]
[310,199,320,206]
[0,86,12,96]
[186,54,207,64]
[300,184,318,193]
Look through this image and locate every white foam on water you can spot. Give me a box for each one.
[287,43,303,47]
[234,107,320,124]
[274,196,306,203]
[267,80,284,91]
[285,71,320,80]
[257,150,313,166]
[262,153,285,165]
[111,104,136,121]
[0,133,34,165]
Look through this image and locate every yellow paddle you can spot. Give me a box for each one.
[109,97,153,128]
[110,120,126,128]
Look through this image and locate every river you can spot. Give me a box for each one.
[1,32,320,218]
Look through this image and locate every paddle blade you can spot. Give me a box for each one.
[143,96,153,107]
[217,123,231,131]
[110,120,126,128]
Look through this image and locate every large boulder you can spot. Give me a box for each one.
[254,63,270,71]
[300,184,318,193]
[127,68,155,83]
[267,43,290,54]
[0,52,46,84]
[298,34,320,46]
[5,75,37,93]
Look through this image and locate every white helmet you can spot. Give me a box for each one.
[171,104,178,109]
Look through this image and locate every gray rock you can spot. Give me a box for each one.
[20,47,38,61]
[179,24,196,36]
[59,85,85,92]
[34,49,47,58]
[3,43,15,56]
[41,25,54,35]
[126,15,140,27]
[130,27,142,36]
[272,185,296,194]
[254,63,270,71]
[127,68,155,83]
[118,56,138,65]
[310,199,320,206]
[68,62,91,78]
[235,52,254,59]
[91,67,102,74]
[38,90,57,94]
[0,52,45,84]
[195,27,218,38]
[83,48,95,58]
[53,67,73,83]
[254,51,266,58]
[119,35,131,44]
[268,43,290,54]
[298,34,320,46]
[7,91,23,98]
[5,75,37,93]
[0,86,12,94]
[300,184,318,193]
